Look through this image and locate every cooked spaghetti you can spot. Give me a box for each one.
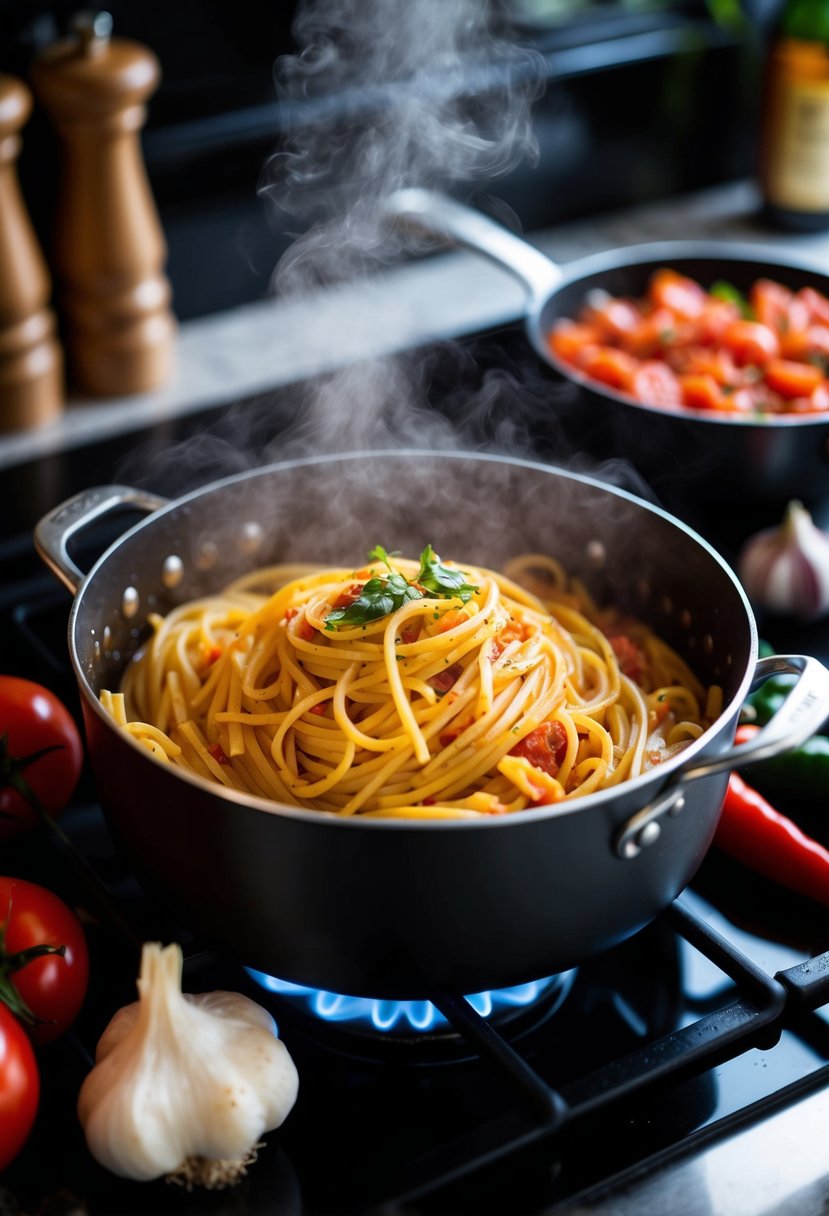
[101,546,722,819]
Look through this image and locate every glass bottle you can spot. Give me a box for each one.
[760,0,829,230]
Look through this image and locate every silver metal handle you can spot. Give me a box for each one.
[383,188,563,306]
[615,654,829,859]
[35,484,168,594]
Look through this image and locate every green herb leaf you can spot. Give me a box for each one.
[325,544,479,630]
[710,280,754,319]
[325,573,420,629]
[416,544,479,603]
[367,544,396,571]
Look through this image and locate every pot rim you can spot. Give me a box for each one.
[67,448,758,831]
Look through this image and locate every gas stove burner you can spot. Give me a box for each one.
[245,967,577,1061]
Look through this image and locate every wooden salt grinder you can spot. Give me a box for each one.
[0,74,64,431]
[31,11,175,396]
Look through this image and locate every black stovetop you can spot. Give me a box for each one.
[2,323,829,1216]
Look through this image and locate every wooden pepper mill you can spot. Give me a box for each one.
[0,74,64,431]
[31,11,175,397]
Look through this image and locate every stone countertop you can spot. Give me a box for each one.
[4,179,829,474]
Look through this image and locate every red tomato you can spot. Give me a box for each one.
[509,721,567,778]
[0,677,83,840]
[787,383,829,413]
[629,361,683,408]
[648,268,707,319]
[427,663,463,693]
[679,373,727,411]
[764,358,824,400]
[331,583,364,610]
[721,319,780,366]
[625,307,689,358]
[547,321,602,366]
[779,323,829,361]
[578,346,638,391]
[718,387,760,414]
[692,299,743,344]
[585,297,641,341]
[797,286,829,327]
[608,635,647,683]
[750,279,810,332]
[0,1003,38,1170]
[675,346,739,386]
[0,878,89,1045]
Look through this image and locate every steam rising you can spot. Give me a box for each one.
[116,0,656,521]
[263,0,545,293]
[118,0,566,495]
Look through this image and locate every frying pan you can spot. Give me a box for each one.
[385,189,829,505]
[36,451,829,998]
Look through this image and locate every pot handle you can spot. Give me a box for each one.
[615,653,829,859]
[384,188,563,306]
[35,484,168,595]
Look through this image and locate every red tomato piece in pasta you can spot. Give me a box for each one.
[509,722,567,779]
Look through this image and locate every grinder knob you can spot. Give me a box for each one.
[31,10,176,396]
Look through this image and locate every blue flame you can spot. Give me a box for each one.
[246,969,574,1033]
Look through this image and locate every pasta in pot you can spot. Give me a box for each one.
[100,548,722,819]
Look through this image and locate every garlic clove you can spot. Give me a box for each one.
[77,942,298,1186]
[736,500,829,621]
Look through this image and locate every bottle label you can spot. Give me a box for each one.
[767,75,829,212]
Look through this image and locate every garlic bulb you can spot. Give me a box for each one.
[77,942,298,1188]
[737,500,829,621]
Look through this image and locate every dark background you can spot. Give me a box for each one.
[1,1,775,321]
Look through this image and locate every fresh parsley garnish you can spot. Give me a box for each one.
[325,544,479,630]
[324,574,420,628]
[416,543,479,603]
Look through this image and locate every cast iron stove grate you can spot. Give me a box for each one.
[19,800,829,1216]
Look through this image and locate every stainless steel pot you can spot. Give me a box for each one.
[385,190,829,504]
[36,451,829,997]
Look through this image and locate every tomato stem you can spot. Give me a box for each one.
[0,897,66,1030]
[0,738,143,955]
[0,734,66,830]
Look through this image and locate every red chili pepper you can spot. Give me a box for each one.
[715,772,829,908]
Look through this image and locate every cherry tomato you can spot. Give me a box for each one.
[0,677,83,839]
[0,878,89,1045]
[0,1002,39,1170]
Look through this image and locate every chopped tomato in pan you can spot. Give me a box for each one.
[547,270,829,417]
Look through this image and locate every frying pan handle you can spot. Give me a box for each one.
[35,484,168,594]
[384,188,563,306]
[615,654,829,860]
